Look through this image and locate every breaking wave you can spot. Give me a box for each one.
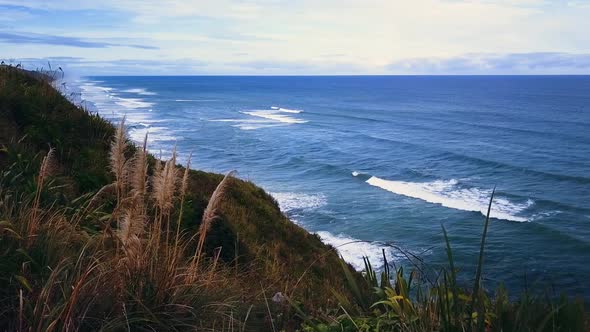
[365,176,533,222]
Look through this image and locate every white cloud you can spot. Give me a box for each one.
[1,0,589,74]
[387,52,590,74]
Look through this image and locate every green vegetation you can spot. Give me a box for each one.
[0,65,587,331]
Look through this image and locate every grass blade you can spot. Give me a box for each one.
[442,224,460,322]
[469,186,496,332]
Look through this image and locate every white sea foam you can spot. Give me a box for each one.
[212,106,306,130]
[316,231,405,270]
[241,110,307,124]
[79,82,154,110]
[115,97,154,109]
[123,88,157,96]
[175,99,219,102]
[270,192,327,213]
[209,118,278,130]
[77,80,178,151]
[234,123,283,130]
[268,190,405,269]
[209,119,267,123]
[352,171,360,177]
[77,83,115,114]
[529,210,562,221]
[128,126,179,143]
[365,176,532,222]
[270,106,302,114]
[268,192,409,269]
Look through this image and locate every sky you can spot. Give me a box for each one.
[1,0,590,75]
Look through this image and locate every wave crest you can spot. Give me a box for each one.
[366,176,532,222]
[241,110,306,124]
[122,88,157,96]
[212,106,307,130]
[316,231,407,270]
[270,192,327,213]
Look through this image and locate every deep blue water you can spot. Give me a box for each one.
[76,76,590,298]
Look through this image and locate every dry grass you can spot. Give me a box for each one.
[0,119,252,331]
[27,147,55,246]
[109,117,128,206]
[192,170,236,272]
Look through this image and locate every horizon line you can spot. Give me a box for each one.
[83,74,590,77]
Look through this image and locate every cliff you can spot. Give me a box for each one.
[0,65,352,330]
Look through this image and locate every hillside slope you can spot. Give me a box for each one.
[0,66,352,330]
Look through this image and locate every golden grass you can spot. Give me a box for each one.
[27,146,55,247]
[0,119,251,331]
[109,116,128,206]
[192,170,237,272]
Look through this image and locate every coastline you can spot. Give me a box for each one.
[1,67,587,330]
[71,75,401,271]
[70,75,590,298]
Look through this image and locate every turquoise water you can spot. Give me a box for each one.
[77,76,590,298]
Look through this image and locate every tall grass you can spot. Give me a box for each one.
[27,146,55,247]
[0,119,249,330]
[192,170,236,271]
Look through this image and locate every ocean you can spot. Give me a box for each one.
[74,75,590,298]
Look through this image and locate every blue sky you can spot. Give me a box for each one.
[1,0,590,75]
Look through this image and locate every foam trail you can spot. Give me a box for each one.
[213,106,306,130]
[270,192,327,213]
[316,231,404,270]
[269,192,406,269]
[210,118,280,130]
[209,119,268,123]
[77,80,180,149]
[175,99,219,102]
[115,97,154,109]
[128,126,178,143]
[235,123,283,130]
[366,176,532,222]
[242,110,307,124]
[277,107,303,114]
[122,88,157,96]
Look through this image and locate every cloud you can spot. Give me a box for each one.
[2,56,369,76]
[231,60,311,71]
[387,52,590,74]
[1,1,589,74]
[0,31,158,49]
[0,5,35,22]
[8,53,590,76]
[227,59,370,74]
[1,57,211,76]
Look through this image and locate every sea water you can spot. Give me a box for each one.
[75,75,590,298]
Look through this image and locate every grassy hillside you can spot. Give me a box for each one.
[0,65,352,330]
